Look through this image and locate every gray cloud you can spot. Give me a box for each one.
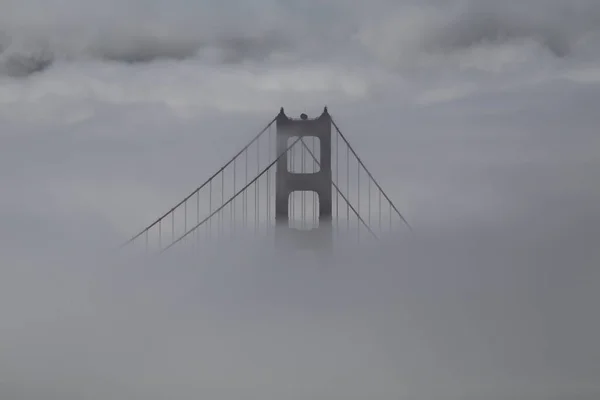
[430,0,600,57]
[432,9,571,57]
[0,0,298,76]
[0,28,291,76]
[0,34,54,77]
[88,32,289,65]
[3,0,600,78]
[0,50,53,77]
[357,0,600,73]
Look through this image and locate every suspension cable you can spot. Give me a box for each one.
[299,138,377,239]
[161,136,305,253]
[331,118,412,232]
[122,116,277,247]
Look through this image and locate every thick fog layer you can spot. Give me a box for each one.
[1,1,599,399]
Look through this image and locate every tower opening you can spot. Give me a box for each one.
[288,191,319,230]
[287,136,321,173]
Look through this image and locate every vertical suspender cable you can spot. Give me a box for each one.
[256,136,260,234]
[368,178,371,227]
[357,157,360,221]
[379,190,382,233]
[336,128,339,231]
[267,125,271,230]
[301,137,305,228]
[209,180,212,236]
[233,159,236,233]
[290,142,294,224]
[347,145,350,231]
[357,159,360,241]
[245,149,248,229]
[313,136,317,225]
[159,220,162,250]
[221,171,224,237]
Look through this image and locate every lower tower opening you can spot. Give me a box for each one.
[288,191,319,230]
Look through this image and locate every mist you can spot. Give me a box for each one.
[1,0,600,399]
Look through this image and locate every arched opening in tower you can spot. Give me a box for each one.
[287,136,321,173]
[288,190,320,230]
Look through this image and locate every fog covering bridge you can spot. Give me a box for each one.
[122,107,410,255]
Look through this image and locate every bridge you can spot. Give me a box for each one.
[122,107,411,255]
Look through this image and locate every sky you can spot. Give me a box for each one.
[1,0,600,399]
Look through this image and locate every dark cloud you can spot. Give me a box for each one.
[0,51,53,77]
[0,34,53,77]
[431,9,572,57]
[356,0,600,72]
[90,37,201,64]
[0,31,290,77]
[425,0,600,58]
[86,30,290,65]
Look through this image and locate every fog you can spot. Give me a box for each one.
[1,0,599,399]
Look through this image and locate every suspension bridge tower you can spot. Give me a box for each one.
[274,107,333,251]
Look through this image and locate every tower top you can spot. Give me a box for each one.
[277,107,330,122]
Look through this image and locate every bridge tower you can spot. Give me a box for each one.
[274,107,333,251]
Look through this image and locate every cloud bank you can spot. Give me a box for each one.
[2,0,600,77]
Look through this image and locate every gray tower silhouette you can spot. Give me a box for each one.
[274,107,333,251]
